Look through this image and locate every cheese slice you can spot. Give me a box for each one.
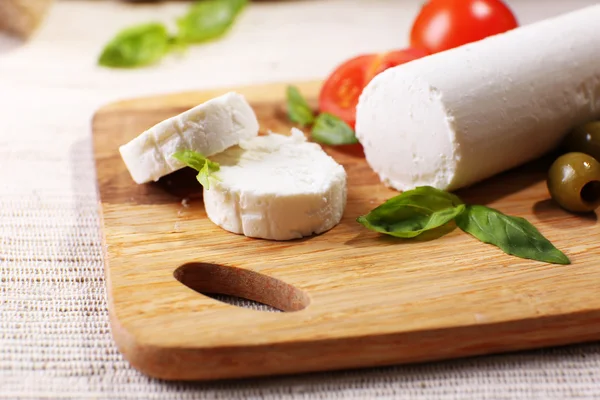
[119,92,259,184]
[203,129,347,241]
[355,5,600,192]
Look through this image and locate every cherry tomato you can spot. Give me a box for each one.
[410,0,518,54]
[319,49,428,128]
[365,48,430,82]
[318,54,376,130]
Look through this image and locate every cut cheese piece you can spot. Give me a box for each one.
[119,92,259,184]
[203,129,347,241]
[355,5,600,192]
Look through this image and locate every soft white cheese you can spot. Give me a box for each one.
[203,129,348,241]
[355,5,600,192]
[119,92,259,184]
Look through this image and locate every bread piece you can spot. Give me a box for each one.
[0,0,54,38]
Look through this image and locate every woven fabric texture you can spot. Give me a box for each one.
[1,1,600,398]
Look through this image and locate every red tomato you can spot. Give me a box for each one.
[410,0,518,54]
[365,48,430,82]
[318,54,376,130]
[319,49,428,128]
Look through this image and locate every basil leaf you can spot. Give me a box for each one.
[387,186,464,208]
[176,0,247,44]
[311,113,358,145]
[99,23,170,68]
[197,161,212,189]
[227,0,248,14]
[357,186,466,238]
[286,86,315,126]
[171,150,220,189]
[358,204,465,238]
[456,205,570,265]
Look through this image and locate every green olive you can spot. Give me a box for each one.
[563,121,600,162]
[547,152,600,213]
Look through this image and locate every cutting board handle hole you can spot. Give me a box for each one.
[174,263,310,312]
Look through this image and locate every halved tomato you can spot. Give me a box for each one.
[319,49,428,128]
[318,54,377,130]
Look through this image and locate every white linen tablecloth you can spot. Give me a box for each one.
[1,0,599,398]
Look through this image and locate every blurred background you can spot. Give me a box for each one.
[1,0,597,96]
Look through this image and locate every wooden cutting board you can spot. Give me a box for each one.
[92,81,600,381]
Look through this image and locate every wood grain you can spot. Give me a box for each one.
[92,80,600,381]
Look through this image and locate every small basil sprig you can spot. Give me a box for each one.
[177,0,248,43]
[358,186,570,265]
[286,86,315,126]
[98,23,171,68]
[98,0,247,68]
[171,150,220,190]
[286,86,358,146]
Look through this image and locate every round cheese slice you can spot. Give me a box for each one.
[203,129,347,241]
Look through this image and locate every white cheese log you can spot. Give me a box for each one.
[119,92,259,184]
[203,129,347,241]
[355,5,600,192]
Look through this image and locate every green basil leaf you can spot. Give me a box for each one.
[176,0,247,44]
[311,113,358,145]
[99,23,170,68]
[286,86,315,126]
[387,186,464,208]
[456,205,570,265]
[358,204,465,238]
[357,186,466,238]
[226,0,249,14]
[171,150,220,189]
